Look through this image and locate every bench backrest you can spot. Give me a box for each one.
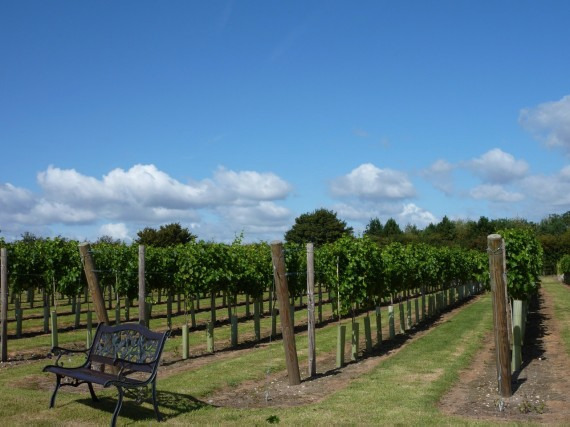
[89,323,168,373]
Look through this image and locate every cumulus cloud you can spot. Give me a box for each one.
[333,201,436,230]
[467,149,529,183]
[421,159,455,195]
[213,167,292,200]
[0,183,35,214]
[469,184,525,202]
[398,203,438,227]
[330,163,416,200]
[0,163,294,242]
[520,167,570,208]
[98,223,132,242]
[519,95,570,153]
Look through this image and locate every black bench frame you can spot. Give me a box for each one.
[43,323,169,427]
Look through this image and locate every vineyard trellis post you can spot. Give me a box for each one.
[1,248,8,362]
[138,245,146,326]
[78,243,110,326]
[488,234,512,398]
[307,242,316,377]
[271,241,301,386]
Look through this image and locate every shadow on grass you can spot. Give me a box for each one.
[77,389,211,423]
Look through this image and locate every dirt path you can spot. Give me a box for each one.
[439,284,570,423]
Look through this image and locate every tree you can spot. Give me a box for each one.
[364,217,383,237]
[136,223,196,247]
[285,208,353,246]
[383,218,403,237]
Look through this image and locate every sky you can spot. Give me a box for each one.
[2,1,570,243]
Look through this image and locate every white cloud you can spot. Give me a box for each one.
[421,159,455,194]
[330,163,416,200]
[213,167,292,200]
[467,148,528,183]
[98,223,132,242]
[0,183,35,214]
[519,95,570,153]
[0,164,294,242]
[520,167,570,208]
[398,203,438,227]
[469,184,525,202]
[333,201,436,230]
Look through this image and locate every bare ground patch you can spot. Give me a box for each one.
[439,285,570,424]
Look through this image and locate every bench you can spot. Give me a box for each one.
[43,323,169,427]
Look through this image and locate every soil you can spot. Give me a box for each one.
[439,284,570,423]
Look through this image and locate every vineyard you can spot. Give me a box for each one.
[1,231,570,425]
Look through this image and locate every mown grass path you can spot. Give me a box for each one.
[0,291,496,425]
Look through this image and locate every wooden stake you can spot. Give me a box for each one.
[138,245,146,326]
[78,243,110,325]
[271,241,301,386]
[307,243,316,377]
[488,234,512,398]
[1,248,8,362]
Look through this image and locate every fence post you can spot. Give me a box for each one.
[1,248,8,362]
[138,245,146,326]
[271,241,301,386]
[79,243,110,325]
[307,243,316,377]
[488,234,512,398]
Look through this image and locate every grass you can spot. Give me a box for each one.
[541,276,570,356]
[0,289,497,425]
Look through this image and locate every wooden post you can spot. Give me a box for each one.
[254,298,261,341]
[271,241,301,386]
[307,243,316,377]
[231,314,238,347]
[502,239,513,348]
[86,310,93,347]
[78,243,110,325]
[138,245,146,326]
[488,234,512,398]
[1,248,8,362]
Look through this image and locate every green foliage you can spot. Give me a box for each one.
[364,217,383,237]
[284,208,353,245]
[499,228,543,300]
[136,223,196,247]
[558,254,570,274]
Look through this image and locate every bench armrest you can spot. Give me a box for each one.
[48,346,89,366]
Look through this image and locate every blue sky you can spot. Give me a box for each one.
[2,1,570,243]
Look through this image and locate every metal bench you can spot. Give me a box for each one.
[43,323,169,427]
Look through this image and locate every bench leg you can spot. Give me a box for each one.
[111,386,124,427]
[49,375,62,408]
[88,382,99,402]
[152,379,162,421]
